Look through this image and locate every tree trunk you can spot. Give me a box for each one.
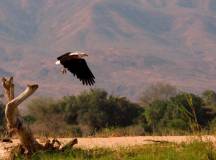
[2,77,43,154]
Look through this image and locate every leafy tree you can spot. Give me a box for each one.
[171,93,214,129]
[202,90,216,129]
[26,89,143,136]
[144,100,169,132]
[64,89,143,130]
[144,92,215,133]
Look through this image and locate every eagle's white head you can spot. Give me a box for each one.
[55,60,61,65]
[69,52,88,58]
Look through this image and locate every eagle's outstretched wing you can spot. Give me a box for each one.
[61,58,95,86]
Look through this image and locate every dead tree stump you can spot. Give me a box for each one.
[1,77,78,159]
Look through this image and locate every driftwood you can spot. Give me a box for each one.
[1,77,78,159]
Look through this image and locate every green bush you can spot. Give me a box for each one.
[26,89,143,136]
[143,93,215,134]
[25,87,216,136]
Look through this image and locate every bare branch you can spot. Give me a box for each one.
[61,138,78,151]
[5,84,38,129]
[2,77,14,102]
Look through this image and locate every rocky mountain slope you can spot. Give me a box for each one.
[0,0,216,100]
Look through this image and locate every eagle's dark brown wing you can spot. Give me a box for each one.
[61,58,95,86]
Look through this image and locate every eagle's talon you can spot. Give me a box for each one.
[61,68,67,74]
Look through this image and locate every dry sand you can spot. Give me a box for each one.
[0,135,216,159]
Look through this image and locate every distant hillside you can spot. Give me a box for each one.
[0,0,216,100]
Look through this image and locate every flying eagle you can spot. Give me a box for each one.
[56,52,95,86]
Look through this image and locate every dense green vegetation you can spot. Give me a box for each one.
[18,83,216,136]
[142,93,215,134]
[1,83,216,136]
[25,89,143,136]
[16,141,216,160]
